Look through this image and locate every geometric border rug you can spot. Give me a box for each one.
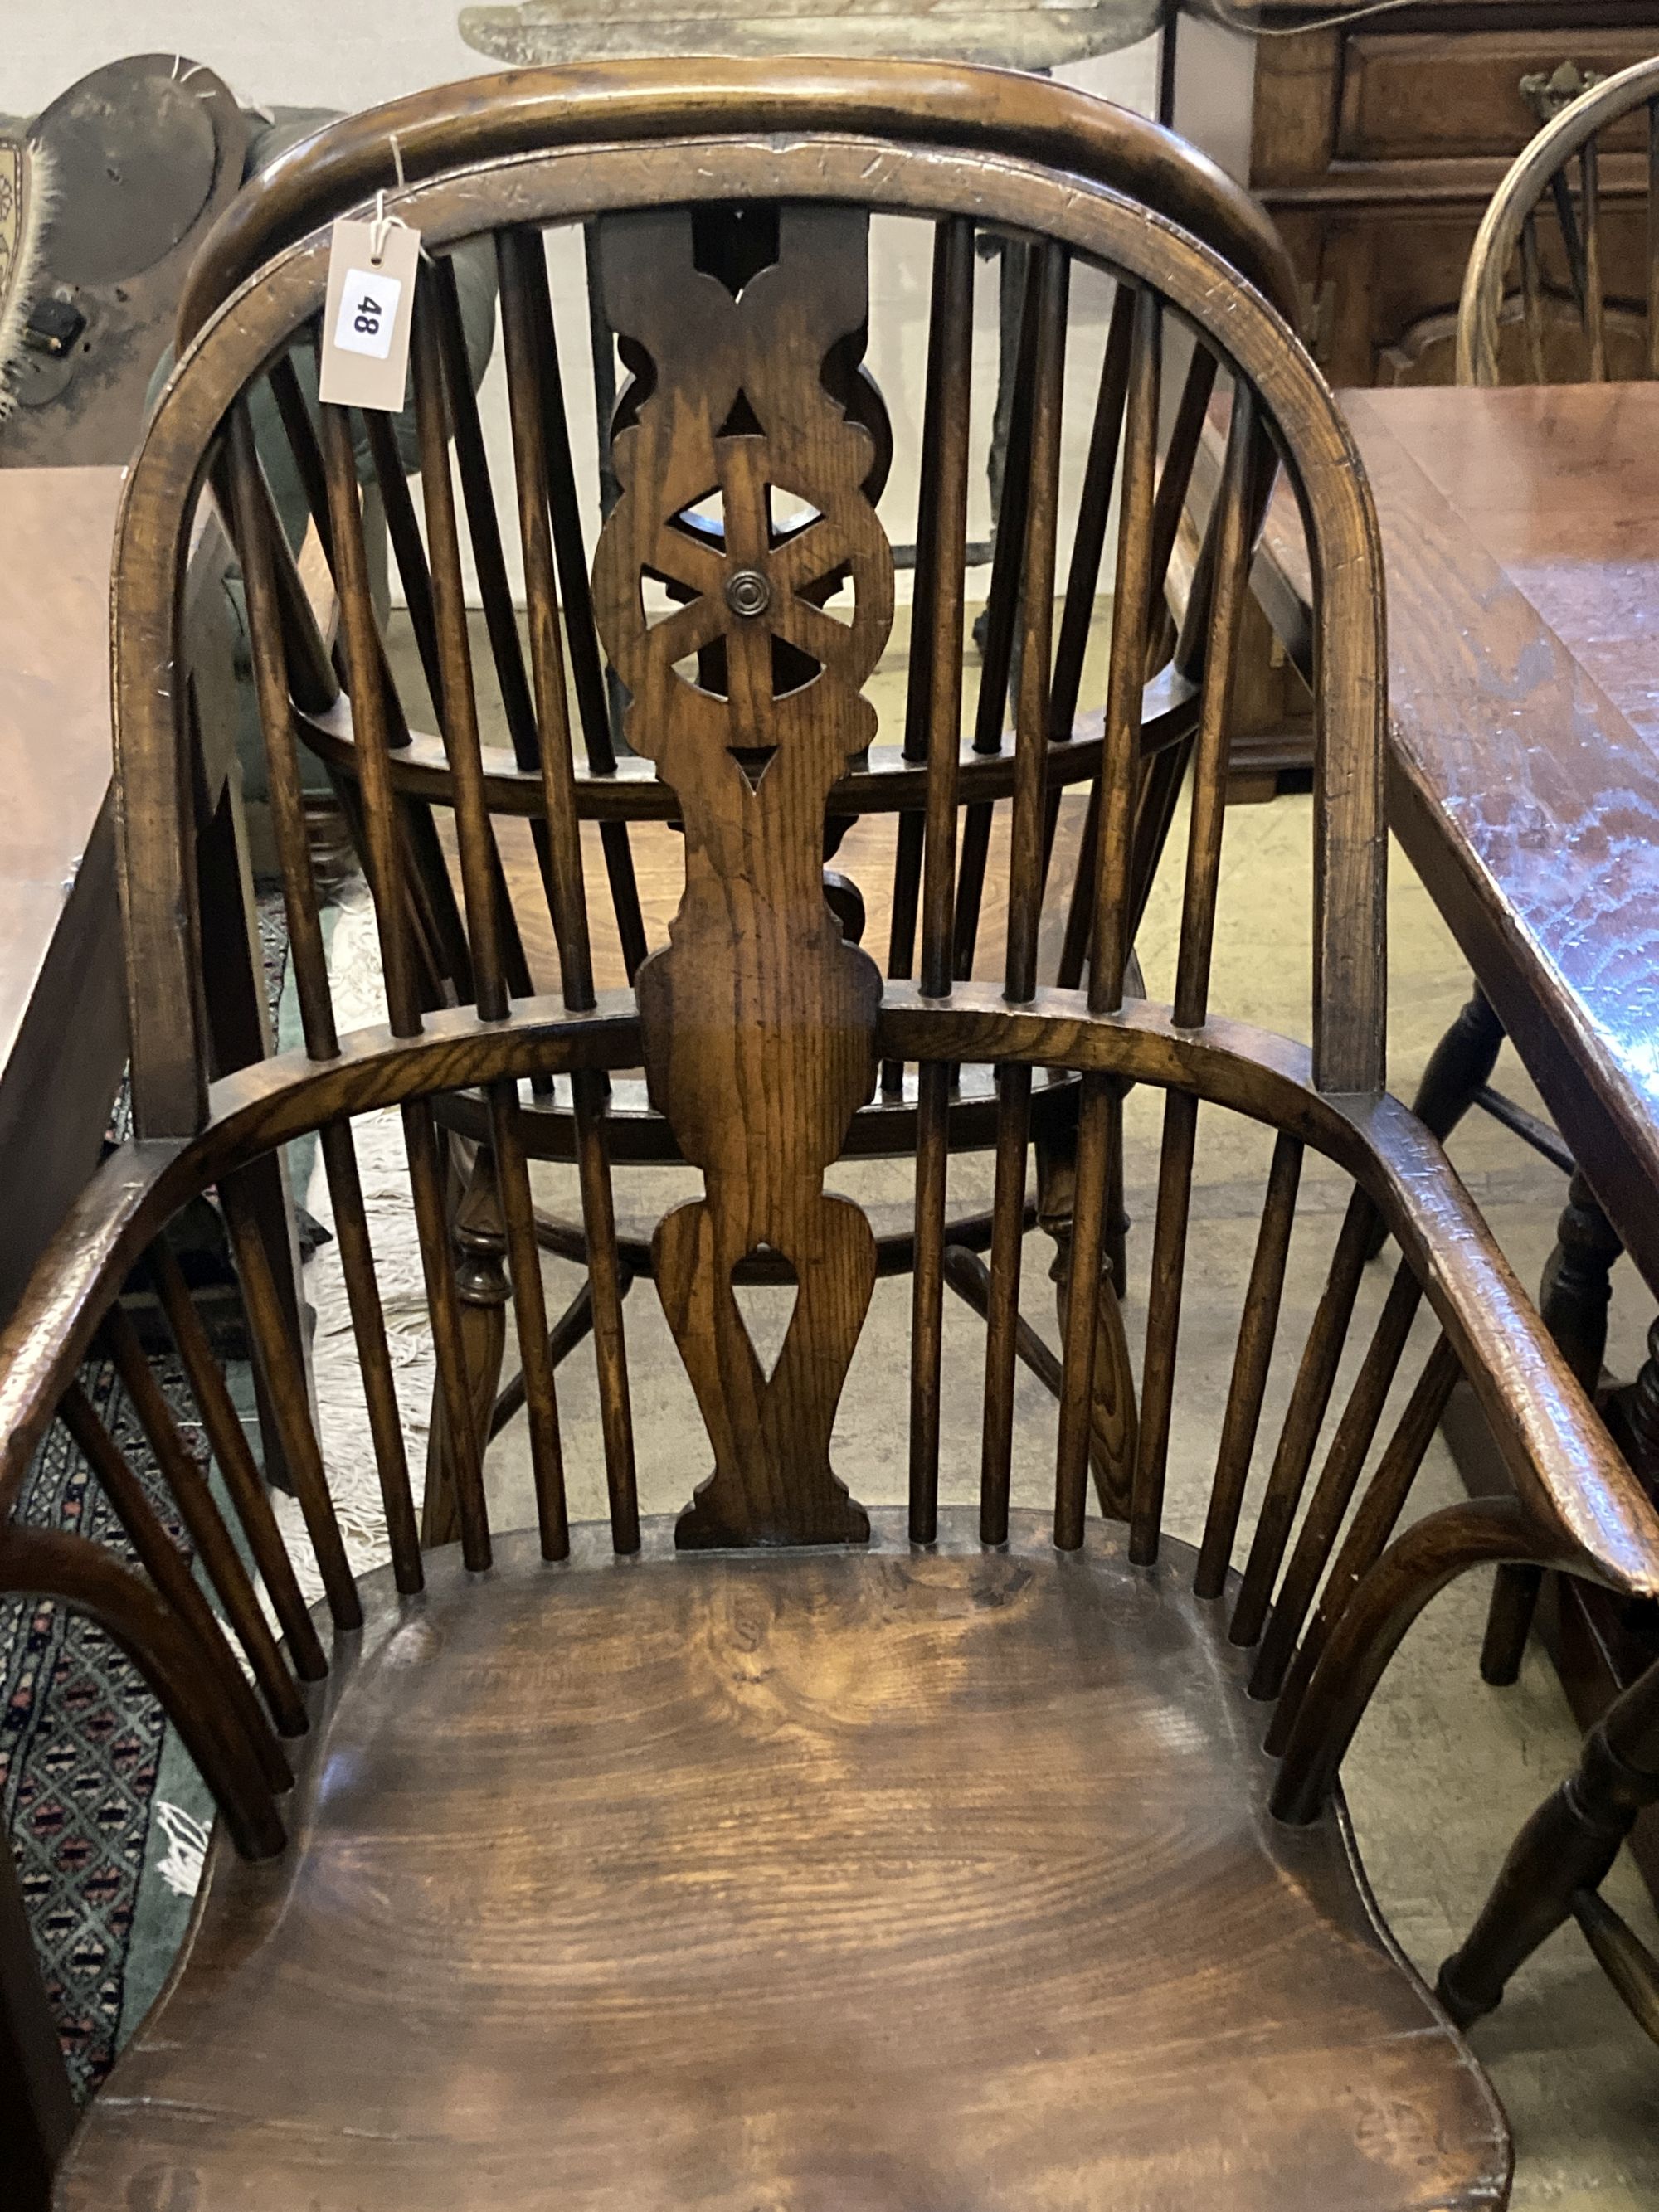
[0,1353,202,2098]
[1,890,291,2098]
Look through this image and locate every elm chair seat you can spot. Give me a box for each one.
[65,1517,1503,2212]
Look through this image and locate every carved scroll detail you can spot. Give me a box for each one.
[591,207,894,1546]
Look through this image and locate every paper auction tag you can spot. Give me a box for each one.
[319,216,420,411]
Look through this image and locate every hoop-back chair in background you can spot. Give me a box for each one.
[167,66,1305,1548]
[4,60,1658,2210]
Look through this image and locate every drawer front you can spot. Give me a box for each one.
[1335,27,1659,165]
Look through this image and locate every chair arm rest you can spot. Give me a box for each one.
[0,1140,189,1519]
[1345,1090,1659,1601]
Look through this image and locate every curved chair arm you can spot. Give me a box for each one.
[1338,1087,1659,1600]
[1457,52,1659,385]
[176,57,1301,348]
[0,1142,192,1521]
[885,983,1659,1610]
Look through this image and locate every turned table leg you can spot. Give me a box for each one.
[1439,1655,1659,2039]
[1483,1171,1625,1685]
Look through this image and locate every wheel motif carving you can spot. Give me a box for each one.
[590,204,895,1546]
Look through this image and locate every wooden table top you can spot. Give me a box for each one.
[1249,382,1659,1287]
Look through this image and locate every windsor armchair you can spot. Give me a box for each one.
[168,63,1305,1548]
[6,60,1659,2210]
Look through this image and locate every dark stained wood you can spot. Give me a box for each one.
[15,66,1659,2212]
[0,1800,75,2212]
[1439,1641,1659,2040]
[1227,375,1659,1912]
[63,1518,1510,2212]
[591,205,890,1548]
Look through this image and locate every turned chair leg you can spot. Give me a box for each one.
[1483,1171,1624,1685]
[1035,1115,1137,1519]
[422,1143,510,1550]
[1438,1658,1659,2039]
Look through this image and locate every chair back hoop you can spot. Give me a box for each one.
[177,59,1303,347]
[116,85,1385,1156]
[1456,51,1659,386]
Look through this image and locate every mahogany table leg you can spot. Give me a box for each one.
[1438,1655,1659,2032]
[1483,1172,1627,1685]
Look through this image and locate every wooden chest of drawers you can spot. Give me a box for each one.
[1171,0,1659,386]
[1171,0,1657,789]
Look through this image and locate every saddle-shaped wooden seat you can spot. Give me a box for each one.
[67,1519,1504,2212]
[4,57,1657,2212]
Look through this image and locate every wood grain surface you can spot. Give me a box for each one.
[589,206,892,1545]
[19,69,1659,2210]
[1243,381,1659,1291]
[64,1515,1508,2212]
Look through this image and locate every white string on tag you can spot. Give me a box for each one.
[319,129,424,409]
[368,136,414,269]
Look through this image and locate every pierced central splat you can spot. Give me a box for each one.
[591,205,894,1547]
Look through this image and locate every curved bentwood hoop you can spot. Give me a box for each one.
[0,71,1652,2032]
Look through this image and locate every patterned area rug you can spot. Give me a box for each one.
[0,1356,202,2098]
[2,889,292,2097]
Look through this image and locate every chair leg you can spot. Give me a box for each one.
[422,1144,510,1550]
[485,1271,638,1445]
[1484,1171,1625,1685]
[1034,1121,1137,1519]
[1438,1656,1659,2030]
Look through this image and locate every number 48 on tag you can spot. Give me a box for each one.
[337,275,401,359]
[319,215,421,412]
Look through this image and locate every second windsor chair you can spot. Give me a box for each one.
[5,57,1658,2211]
